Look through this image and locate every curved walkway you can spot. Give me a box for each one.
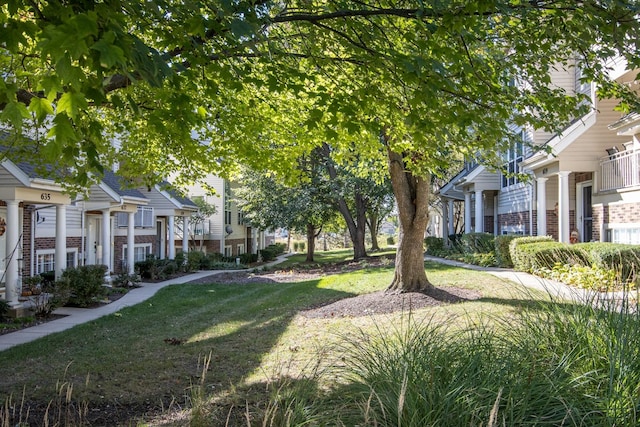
[425,255,632,304]
[0,254,292,352]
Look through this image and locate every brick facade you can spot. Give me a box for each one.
[114,234,156,273]
[498,211,531,235]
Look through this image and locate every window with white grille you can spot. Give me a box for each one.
[117,207,154,228]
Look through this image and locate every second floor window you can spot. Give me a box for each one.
[501,131,526,188]
[117,206,154,228]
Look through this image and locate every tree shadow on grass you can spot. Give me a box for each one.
[0,277,355,426]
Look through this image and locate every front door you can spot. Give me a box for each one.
[577,182,593,243]
[87,217,102,265]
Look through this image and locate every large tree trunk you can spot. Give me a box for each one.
[319,143,368,260]
[367,211,380,251]
[306,223,316,262]
[386,149,434,293]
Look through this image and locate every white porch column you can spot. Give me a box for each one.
[101,209,111,273]
[447,199,455,235]
[252,228,258,254]
[168,215,175,259]
[5,200,21,306]
[127,211,135,274]
[475,190,484,233]
[440,198,448,240]
[464,192,472,234]
[55,204,67,279]
[558,171,571,243]
[182,215,190,254]
[536,177,548,236]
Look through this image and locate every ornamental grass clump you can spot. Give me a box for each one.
[333,293,640,426]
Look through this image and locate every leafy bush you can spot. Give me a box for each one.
[424,236,445,256]
[0,299,9,321]
[460,232,495,254]
[494,235,519,268]
[386,236,395,245]
[538,263,619,291]
[448,233,463,252]
[576,242,640,283]
[60,265,107,307]
[509,236,555,271]
[186,251,205,272]
[240,253,258,264]
[462,252,497,267]
[135,255,162,280]
[260,244,286,262]
[112,272,141,288]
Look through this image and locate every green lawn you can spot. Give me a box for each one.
[0,259,546,425]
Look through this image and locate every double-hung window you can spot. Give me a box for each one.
[117,207,154,228]
[501,131,526,188]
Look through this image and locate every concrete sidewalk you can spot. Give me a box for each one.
[0,254,291,352]
[425,255,631,303]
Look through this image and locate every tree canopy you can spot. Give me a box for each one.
[2,1,638,191]
[3,1,640,291]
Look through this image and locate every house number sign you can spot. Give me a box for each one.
[40,193,51,200]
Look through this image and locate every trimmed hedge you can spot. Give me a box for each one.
[511,238,640,283]
[424,236,445,256]
[460,232,495,254]
[509,236,555,272]
[575,242,640,282]
[494,235,519,268]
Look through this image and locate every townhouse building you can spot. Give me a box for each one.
[439,58,640,245]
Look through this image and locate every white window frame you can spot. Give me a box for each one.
[122,243,153,264]
[117,207,154,228]
[237,243,245,255]
[224,245,232,257]
[35,248,78,275]
[605,223,640,244]
[501,130,527,189]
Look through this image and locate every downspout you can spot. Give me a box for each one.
[80,201,85,266]
[30,208,35,277]
[529,172,535,236]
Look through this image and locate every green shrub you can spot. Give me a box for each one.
[161,261,179,277]
[494,235,519,268]
[447,233,463,252]
[509,236,555,271]
[462,252,497,267]
[174,252,186,270]
[512,241,589,273]
[386,236,395,245]
[576,242,640,283]
[539,263,619,291]
[61,265,108,307]
[460,232,495,254]
[239,253,258,264]
[424,236,445,256]
[186,251,205,272]
[260,247,278,262]
[0,299,9,321]
[135,255,162,280]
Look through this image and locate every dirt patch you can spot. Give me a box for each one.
[185,259,482,318]
[301,287,481,318]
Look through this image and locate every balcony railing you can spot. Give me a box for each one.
[600,148,640,191]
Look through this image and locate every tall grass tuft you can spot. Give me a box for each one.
[333,293,640,426]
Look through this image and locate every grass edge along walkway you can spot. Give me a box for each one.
[0,254,293,351]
